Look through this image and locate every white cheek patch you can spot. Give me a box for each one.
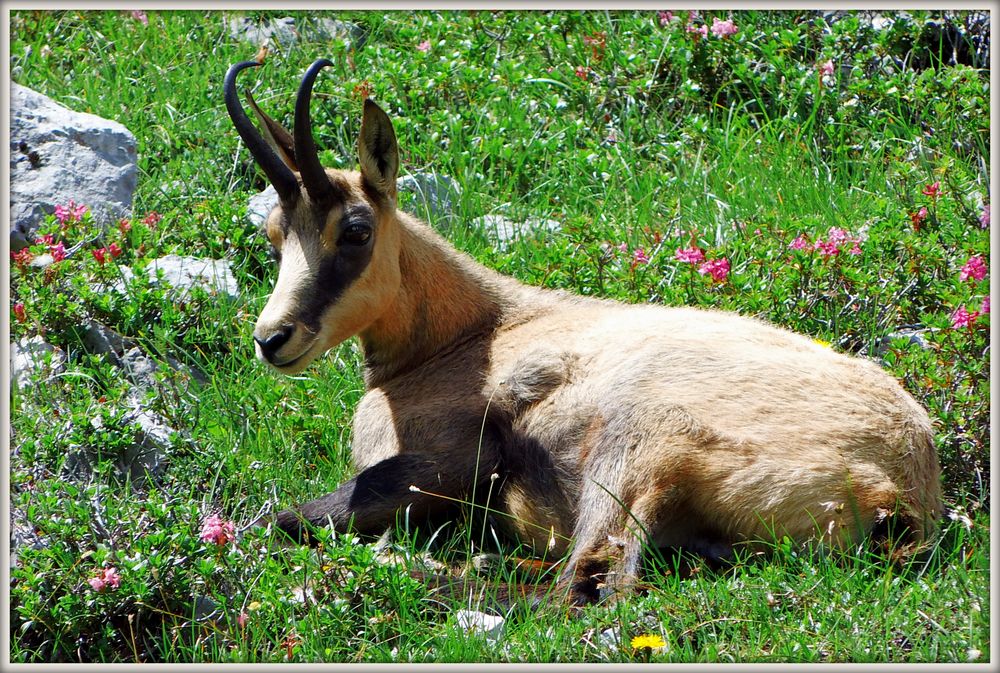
[260,234,319,329]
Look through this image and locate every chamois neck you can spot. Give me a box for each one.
[359,214,522,386]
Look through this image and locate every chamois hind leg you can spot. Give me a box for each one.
[554,406,737,605]
[258,449,499,545]
[555,481,669,606]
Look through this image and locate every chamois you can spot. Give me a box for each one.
[226,58,942,605]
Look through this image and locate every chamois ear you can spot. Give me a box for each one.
[358,99,399,200]
[245,90,299,172]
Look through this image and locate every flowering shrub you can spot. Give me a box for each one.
[675,246,706,264]
[697,257,730,283]
[88,566,122,592]
[710,18,738,39]
[199,514,236,546]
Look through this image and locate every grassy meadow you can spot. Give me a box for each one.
[7,9,991,663]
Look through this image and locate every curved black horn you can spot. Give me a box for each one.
[294,58,336,206]
[224,61,299,206]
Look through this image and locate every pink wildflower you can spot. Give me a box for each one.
[814,239,840,258]
[131,10,148,25]
[658,11,674,26]
[13,302,27,323]
[710,18,738,38]
[959,254,987,282]
[687,23,708,38]
[55,200,88,225]
[788,234,811,251]
[56,199,90,224]
[981,296,991,315]
[980,204,990,228]
[54,204,70,225]
[698,257,730,282]
[616,241,629,253]
[847,242,863,255]
[49,242,67,263]
[108,242,123,258]
[818,59,835,77]
[910,206,928,230]
[574,65,590,80]
[633,248,650,265]
[238,611,249,629]
[950,306,979,329]
[826,227,851,246]
[675,245,705,264]
[118,217,132,233]
[583,32,607,60]
[200,513,235,546]
[416,40,431,52]
[11,248,34,270]
[143,211,163,227]
[35,233,55,246]
[88,566,122,593]
[921,181,941,199]
[91,248,107,265]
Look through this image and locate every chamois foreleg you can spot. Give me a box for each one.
[260,451,498,544]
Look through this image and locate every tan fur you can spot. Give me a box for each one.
[235,66,942,605]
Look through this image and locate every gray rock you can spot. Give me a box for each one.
[192,595,220,622]
[10,83,137,250]
[471,214,561,250]
[226,15,364,49]
[10,336,65,391]
[119,403,174,479]
[247,172,463,230]
[598,627,622,650]
[875,327,935,359]
[121,347,161,392]
[247,184,278,230]
[146,254,239,300]
[397,171,462,224]
[10,508,47,573]
[64,398,176,482]
[77,319,134,364]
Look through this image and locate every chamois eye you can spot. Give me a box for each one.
[340,224,371,246]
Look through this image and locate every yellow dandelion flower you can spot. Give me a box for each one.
[631,634,666,650]
[812,338,831,348]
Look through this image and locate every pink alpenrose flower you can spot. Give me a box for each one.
[200,513,235,546]
[959,254,988,283]
[921,181,941,198]
[88,566,122,592]
[950,305,980,329]
[675,245,705,264]
[710,18,738,38]
[698,257,730,282]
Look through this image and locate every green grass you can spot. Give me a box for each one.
[8,9,990,663]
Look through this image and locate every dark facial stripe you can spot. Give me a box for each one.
[298,234,374,333]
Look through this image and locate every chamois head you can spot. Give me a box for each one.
[225,59,402,374]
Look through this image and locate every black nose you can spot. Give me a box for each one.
[253,325,294,361]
